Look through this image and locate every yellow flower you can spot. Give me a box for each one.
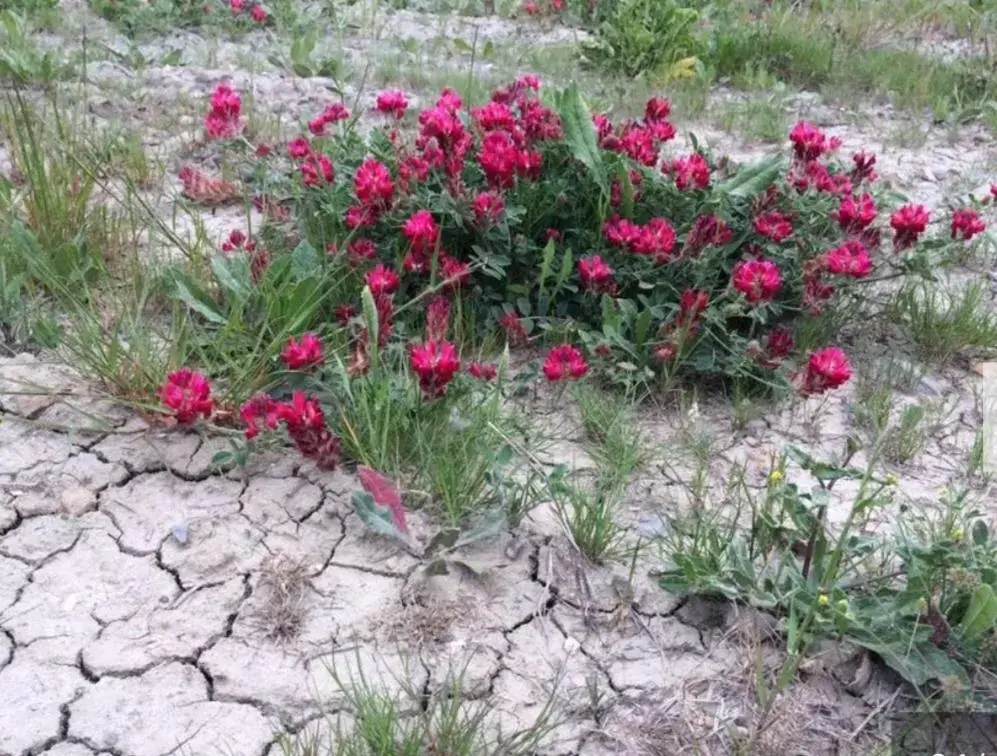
[950,527,964,543]
[916,597,929,614]
[769,470,784,485]
[884,474,898,486]
[817,594,829,607]
[938,486,949,499]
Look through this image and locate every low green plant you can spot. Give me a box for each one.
[275,650,560,756]
[580,0,703,81]
[660,443,997,702]
[549,468,624,564]
[888,279,997,364]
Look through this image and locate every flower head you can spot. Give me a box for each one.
[499,312,528,347]
[365,264,400,297]
[668,153,710,191]
[833,193,877,234]
[890,204,930,251]
[789,121,834,163]
[250,4,267,22]
[440,255,471,290]
[683,214,732,256]
[643,97,671,123]
[468,362,498,381]
[425,295,451,342]
[240,393,280,440]
[287,136,311,160]
[204,83,243,140]
[753,211,794,243]
[851,150,878,183]
[275,391,341,470]
[472,191,505,226]
[951,208,986,241]
[577,255,615,294]
[281,332,325,371]
[799,347,852,396]
[678,289,709,330]
[354,158,394,209]
[409,340,461,398]
[160,368,213,425]
[374,89,409,119]
[732,259,782,304]
[403,210,440,254]
[823,240,872,278]
[542,345,588,382]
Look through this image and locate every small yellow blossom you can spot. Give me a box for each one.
[884,474,898,486]
[916,597,929,614]
[950,527,964,543]
[769,470,784,485]
[817,593,829,607]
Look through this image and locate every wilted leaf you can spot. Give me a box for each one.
[357,465,407,534]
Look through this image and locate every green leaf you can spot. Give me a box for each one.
[361,285,379,369]
[454,509,507,549]
[557,82,608,194]
[959,583,997,641]
[555,245,574,293]
[290,241,319,282]
[634,308,651,349]
[425,528,461,556]
[210,252,252,301]
[537,239,556,300]
[452,38,473,54]
[163,268,225,324]
[715,154,786,199]
[352,491,407,542]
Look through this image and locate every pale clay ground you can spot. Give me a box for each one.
[2,1,997,755]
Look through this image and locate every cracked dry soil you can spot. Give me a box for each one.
[0,347,960,756]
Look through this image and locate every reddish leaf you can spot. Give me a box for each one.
[357,466,407,534]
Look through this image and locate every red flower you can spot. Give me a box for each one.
[335,304,357,326]
[632,218,676,262]
[160,368,213,425]
[542,345,588,382]
[684,214,732,256]
[354,159,394,209]
[618,124,659,166]
[833,193,877,234]
[654,344,677,363]
[281,332,325,371]
[403,210,440,254]
[409,340,461,398]
[890,204,930,251]
[753,211,794,243]
[479,130,519,189]
[287,136,311,159]
[468,362,498,381]
[732,259,782,304]
[365,264,400,297]
[472,191,504,225]
[436,88,463,112]
[669,154,710,191]
[374,90,408,119]
[799,347,852,396]
[276,392,341,470]
[204,83,243,140]
[300,155,334,186]
[766,327,794,361]
[240,393,281,440]
[603,215,641,248]
[499,313,528,347]
[851,150,878,183]
[347,239,377,266]
[951,208,986,241]
[516,150,543,180]
[823,240,872,278]
[230,0,243,10]
[789,121,829,163]
[250,4,267,21]
[644,97,671,123]
[678,289,709,329]
[577,255,615,294]
[440,256,471,289]
[399,155,430,189]
[425,295,451,342]
[523,0,539,15]
[472,102,517,132]
[345,204,376,230]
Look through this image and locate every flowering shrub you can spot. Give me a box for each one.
[162,77,989,483]
[210,77,989,402]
